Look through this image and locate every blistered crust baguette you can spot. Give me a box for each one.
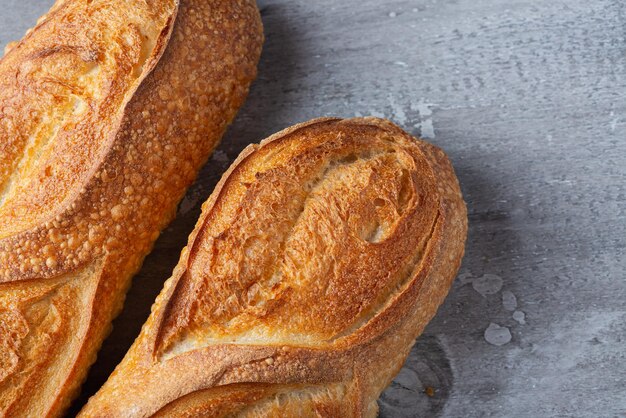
[0,0,263,416]
[80,117,467,417]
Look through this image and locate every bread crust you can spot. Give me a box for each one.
[80,117,467,417]
[0,0,263,416]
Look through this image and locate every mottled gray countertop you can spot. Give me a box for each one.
[1,0,625,417]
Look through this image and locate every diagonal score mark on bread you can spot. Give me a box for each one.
[153,382,351,417]
[81,118,467,417]
[156,120,441,355]
[0,0,175,239]
[0,262,102,416]
[0,0,179,278]
[0,0,264,415]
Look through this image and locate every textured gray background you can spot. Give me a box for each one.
[1,0,625,417]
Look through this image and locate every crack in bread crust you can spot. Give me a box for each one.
[80,118,467,418]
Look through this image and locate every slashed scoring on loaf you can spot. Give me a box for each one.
[0,0,174,235]
[158,120,441,356]
[152,382,350,417]
[0,264,100,416]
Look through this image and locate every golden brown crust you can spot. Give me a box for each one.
[0,0,263,416]
[80,117,467,417]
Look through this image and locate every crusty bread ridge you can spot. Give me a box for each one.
[79,117,467,417]
[0,0,263,416]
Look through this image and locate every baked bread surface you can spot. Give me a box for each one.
[0,0,263,416]
[80,117,467,417]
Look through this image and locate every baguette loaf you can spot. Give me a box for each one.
[0,1,263,416]
[80,117,467,417]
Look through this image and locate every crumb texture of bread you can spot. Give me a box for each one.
[79,117,467,418]
[0,0,263,416]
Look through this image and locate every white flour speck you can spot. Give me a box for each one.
[485,323,512,346]
[420,119,435,139]
[388,95,407,125]
[472,274,503,297]
[513,310,526,324]
[502,290,517,311]
[411,99,436,138]
[412,99,434,117]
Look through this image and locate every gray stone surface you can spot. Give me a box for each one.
[2,0,625,417]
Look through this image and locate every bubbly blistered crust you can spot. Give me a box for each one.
[80,118,467,417]
[0,0,263,416]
